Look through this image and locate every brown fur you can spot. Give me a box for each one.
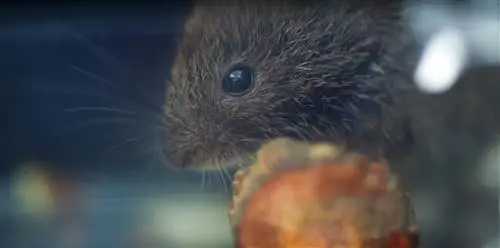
[162,0,420,169]
[161,1,500,246]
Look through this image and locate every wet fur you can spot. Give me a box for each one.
[163,0,420,169]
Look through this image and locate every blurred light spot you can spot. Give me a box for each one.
[414,27,468,94]
[479,141,500,189]
[144,194,232,246]
[11,163,55,218]
[483,236,499,248]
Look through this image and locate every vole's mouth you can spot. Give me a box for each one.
[162,143,258,171]
[195,154,256,172]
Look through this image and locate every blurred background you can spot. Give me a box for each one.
[0,0,498,247]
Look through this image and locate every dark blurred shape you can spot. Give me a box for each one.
[400,65,500,248]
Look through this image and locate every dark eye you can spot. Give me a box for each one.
[222,64,254,96]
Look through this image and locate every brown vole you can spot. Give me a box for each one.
[162,0,420,170]
[161,2,500,246]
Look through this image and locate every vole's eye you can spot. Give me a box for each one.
[222,64,254,96]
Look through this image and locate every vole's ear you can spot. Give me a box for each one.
[177,1,210,60]
[183,2,206,35]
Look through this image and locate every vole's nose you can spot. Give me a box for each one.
[161,117,204,169]
[164,150,195,169]
[178,151,195,168]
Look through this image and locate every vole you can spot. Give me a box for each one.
[160,1,500,247]
[162,0,421,170]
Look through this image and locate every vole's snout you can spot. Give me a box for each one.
[161,110,265,170]
[160,123,210,169]
[163,148,199,169]
[161,145,190,169]
[160,116,229,169]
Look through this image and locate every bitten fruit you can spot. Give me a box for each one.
[229,138,419,248]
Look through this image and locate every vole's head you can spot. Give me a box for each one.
[162,0,416,170]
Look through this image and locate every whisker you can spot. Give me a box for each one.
[135,145,165,159]
[222,167,233,185]
[216,164,228,193]
[208,172,213,187]
[24,82,127,102]
[200,169,206,189]
[25,82,165,119]
[24,81,169,136]
[53,19,128,84]
[101,135,150,159]
[23,84,159,118]
[64,106,139,116]
[51,117,154,137]
[69,106,166,125]
[239,137,261,144]
[70,66,121,89]
[61,104,170,131]
[62,106,167,124]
